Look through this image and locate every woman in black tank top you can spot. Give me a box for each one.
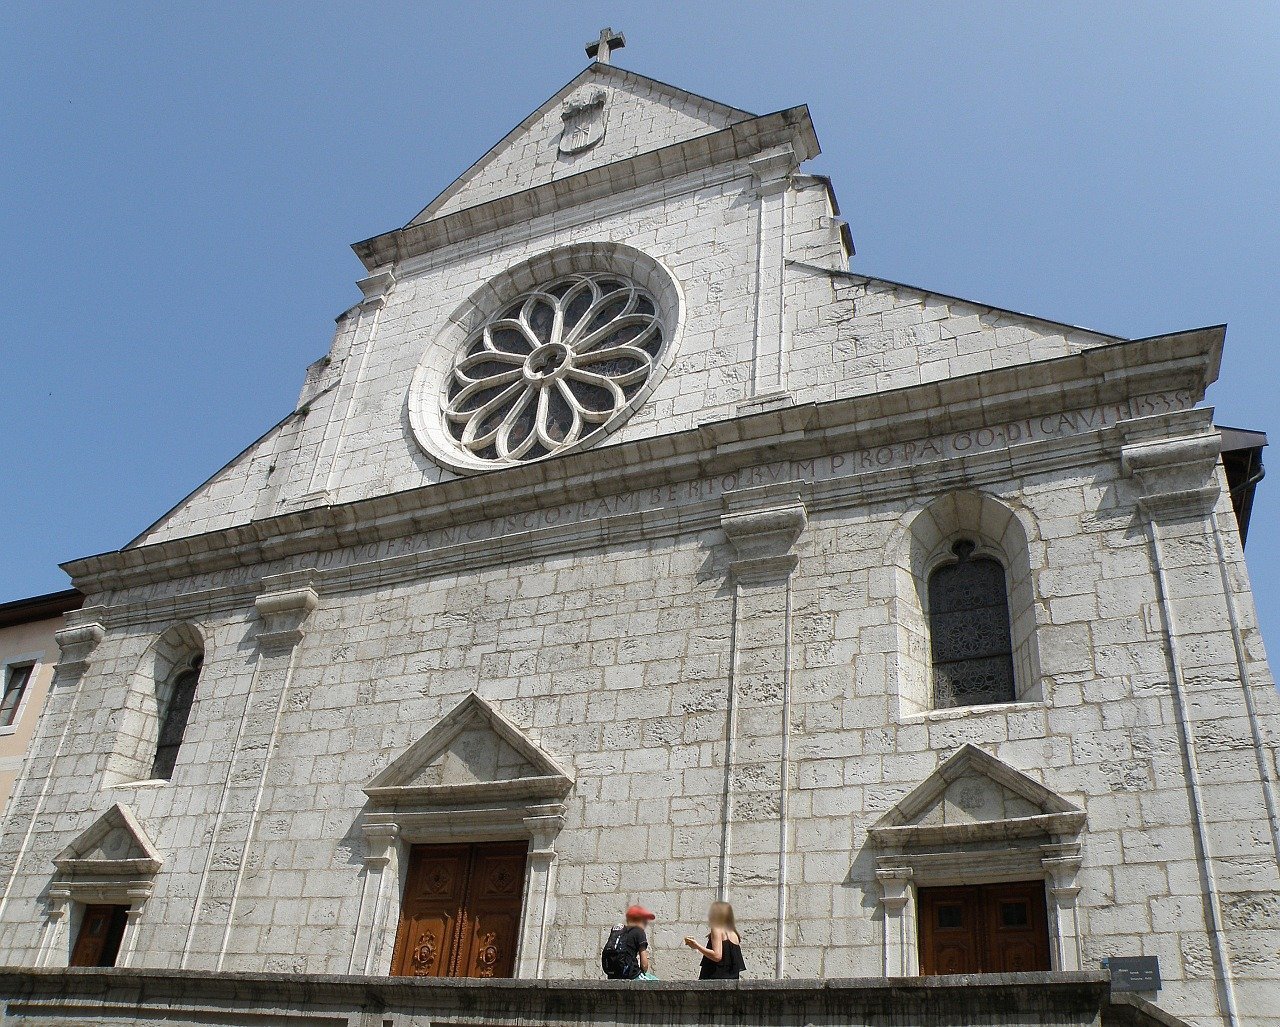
[684,901,746,979]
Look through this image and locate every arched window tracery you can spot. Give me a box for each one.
[151,652,202,780]
[927,539,1016,708]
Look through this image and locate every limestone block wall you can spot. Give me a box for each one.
[3,416,1278,1027]
[132,166,1120,548]
[419,65,750,222]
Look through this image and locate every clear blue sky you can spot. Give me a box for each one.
[2,3,1278,645]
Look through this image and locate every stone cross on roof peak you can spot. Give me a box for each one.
[586,27,625,65]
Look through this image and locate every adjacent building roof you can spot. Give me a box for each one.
[0,588,82,630]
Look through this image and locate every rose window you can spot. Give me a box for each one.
[443,273,664,463]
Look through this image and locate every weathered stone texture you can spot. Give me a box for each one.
[2,53,1277,1027]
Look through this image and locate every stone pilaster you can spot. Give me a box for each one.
[740,146,799,414]
[182,572,318,969]
[292,270,395,508]
[350,824,400,975]
[516,810,565,979]
[875,865,915,977]
[1119,409,1280,1027]
[1041,842,1083,973]
[719,483,806,979]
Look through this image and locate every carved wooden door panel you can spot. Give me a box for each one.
[391,845,469,977]
[70,904,129,967]
[391,841,527,979]
[453,842,527,979]
[918,886,982,974]
[982,881,1051,972]
[918,881,1050,974]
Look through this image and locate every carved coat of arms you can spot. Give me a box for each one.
[559,89,608,154]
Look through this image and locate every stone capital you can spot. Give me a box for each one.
[1041,841,1083,892]
[53,620,106,675]
[523,812,566,854]
[1117,415,1221,521]
[749,145,799,191]
[721,484,807,584]
[875,864,913,912]
[254,573,320,649]
[361,823,400,867]
[356,270,396,309]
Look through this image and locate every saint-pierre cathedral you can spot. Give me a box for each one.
[1,30,1277,1027]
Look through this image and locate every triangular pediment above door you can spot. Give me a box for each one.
[364,692,573,807]
[869,744,1085,849]
[53,803,163,875]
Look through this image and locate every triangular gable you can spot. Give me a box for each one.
[53,803,163,876]
[408,62,754,225]
[365,692,573,806]
[870,745,1084,848]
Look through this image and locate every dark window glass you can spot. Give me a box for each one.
[1000,901,1029,928]
[151,656,202,780]
[937,904,964,929]
[929,540,1016,708]
[1,664,34,727]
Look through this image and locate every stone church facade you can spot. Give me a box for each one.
[2,37,1278,1027]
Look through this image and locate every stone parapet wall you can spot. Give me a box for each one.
[0,968,1176,1027]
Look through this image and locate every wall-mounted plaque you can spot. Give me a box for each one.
[1104,956,1161,992]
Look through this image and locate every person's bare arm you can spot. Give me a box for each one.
[683,927,724,961]
[639,947,650,972]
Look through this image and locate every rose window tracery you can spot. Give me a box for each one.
[443,273,665,464]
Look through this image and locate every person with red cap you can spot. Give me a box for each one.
[601,904,656,980]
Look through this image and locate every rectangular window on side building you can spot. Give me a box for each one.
[1,663,34,727]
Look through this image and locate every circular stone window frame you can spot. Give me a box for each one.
[408,243,685,474]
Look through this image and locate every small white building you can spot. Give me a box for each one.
[1,34,1277,1027]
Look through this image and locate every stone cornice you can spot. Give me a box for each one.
[62,327,1220,604]
[351,106,819,270]
[870,811,1089,849]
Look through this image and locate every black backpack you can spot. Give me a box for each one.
[601,925,638,979]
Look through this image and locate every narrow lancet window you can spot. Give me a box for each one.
[928,540,1016,708]
[152,654,202,779]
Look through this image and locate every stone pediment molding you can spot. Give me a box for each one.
[869,744,1085,849]
[354,105,818,270]
[53,803,162,877]
[402,62,758,229]
[364,692,573,808]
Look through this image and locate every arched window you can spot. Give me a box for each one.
[928,540,1015,708]
[151,653,202,780]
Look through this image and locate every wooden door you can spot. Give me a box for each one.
[391,841,527,978]
[70,904,129,967]
[982,881,1051,972]
[391,844,471,977]
[918,881,1050,975]
[918,886,982,974]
